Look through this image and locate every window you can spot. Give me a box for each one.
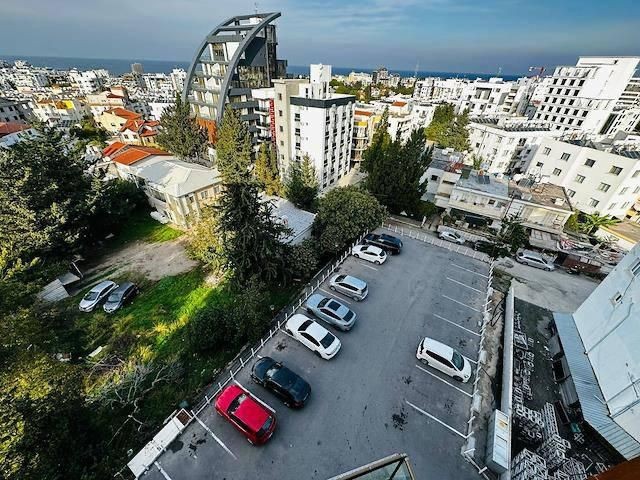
[597,183,611,192]
[560,153,570,161]
[566,189,576,198]
[634,186,640,194]
[631,259,640,276]
[553,168,562,176]
[536,162,544,167]
[588,198,600,207]
[279,125,283,132]
[277,93,282,101]
[621,202,630,209]
[543,147,551,156]
[633,170,640,178]
[584,159,595,167]
[611,292,623,306]
[609,203,617,210]
[430,175,439,181]
[620,187,629,195]
[609,166,623,175]
[278,110,283,117]
[575,174,585,183]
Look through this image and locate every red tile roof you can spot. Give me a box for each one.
[102,141,127,157]
[106,107,141,120]
[108,144,170,166]
[354,109,374,117]
[392,101,407,107]
[0,122,31,138]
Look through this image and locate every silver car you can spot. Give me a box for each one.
[329,274,368,301]
[79,280,117,312]
[305,293,357,331]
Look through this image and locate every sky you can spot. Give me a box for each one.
[2,0,640,75]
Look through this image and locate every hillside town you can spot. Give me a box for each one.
[1,8,640,480]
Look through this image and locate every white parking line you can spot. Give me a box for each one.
[154,462,173,480]
[433,313,481,337]
[318,288,352,304]
[465,357,478,365]
[360,263,379,271]
[442,294,481,313]
[415,364,473,398]
[233,380,276,413]
[193,414,238,460]
[446,277,484,294]
[405,400,469,438]
[452,264,489,278]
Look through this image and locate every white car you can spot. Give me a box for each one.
[79,280,118,312]
[516,250,555,271]
[439,231,465,245]
[352,244,387,264]
[416,337,472,383]
[285,314,341,360]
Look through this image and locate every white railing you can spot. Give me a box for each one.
[127,232,368,478]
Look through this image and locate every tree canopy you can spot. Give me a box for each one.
[312,186,387,254]
[425,104,470,152]
[215,107,253,184]
[255,143,281,196]
[285,154,318,211]
[362,109,431,216]
[156,94,208,162]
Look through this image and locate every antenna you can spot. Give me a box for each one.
[414,61,419,79]
[254,2,259,14]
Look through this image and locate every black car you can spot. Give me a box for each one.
[363,233,403,254]
[251,357,311,408]
[103,281,139,313]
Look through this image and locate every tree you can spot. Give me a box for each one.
[186,206,223,268]
[425,104,470,151]
[313,187,387,254]
[0,127,94,269]
[285,154,318,210]
[578,212,620,235]
[498,215,528,253]
[70,116,109,146]
[255,143,281,195]
[471,154,484,170]
[87,178,148,239]
[363,109,430,216]
[156,94,208,162]
[287,239,320,281]
[215,107,252,184]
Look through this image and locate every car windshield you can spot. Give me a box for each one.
[229,393,247,414]
[320,332,336,349]
[107,292,122,302]
[299,320,313,331]
[84,291,99,301]
[344,310,354,321]
[452,351,465,371]
[257,416,274,437]
[318,297,329,308]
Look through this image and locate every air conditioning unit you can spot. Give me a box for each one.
[554,198,565,206]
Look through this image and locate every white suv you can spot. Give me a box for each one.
[516,250,555,271]
[416,337,472,382]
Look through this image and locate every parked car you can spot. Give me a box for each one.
[251,357,311,408]
[439,230,465,245]
[352,244,387,264]
[79,280,118,312]
[416,337,472,383]
[103,281,139,313]
[305,293,356,331]
[516,250,555,271]
[285,314,341,360]
[363,233,403,255]
[215,384,277,445]
[329,274,368,301]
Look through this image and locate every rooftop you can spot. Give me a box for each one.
[599,221,640,244]
[133,157,220,197]
[105,143,170,166]
[266,196,316,245]
[0,121,30,138]
[105,107,141,120]
[470,117,552,132]
[563,138,640,159]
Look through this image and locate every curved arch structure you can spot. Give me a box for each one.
[182,12,284,135]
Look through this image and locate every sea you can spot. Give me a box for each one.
[0,54,521,81]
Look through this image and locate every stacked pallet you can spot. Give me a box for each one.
[514,403,543,444]
[512,449,547,480]
[561,458,587,480]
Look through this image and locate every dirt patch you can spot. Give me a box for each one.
[83,237,198,284]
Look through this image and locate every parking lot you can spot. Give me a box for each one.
[143,228,490,480]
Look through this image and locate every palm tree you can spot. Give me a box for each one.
[579,212,620,235]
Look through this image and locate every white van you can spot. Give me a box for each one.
[416,337,472,382]
[516,250,555,271]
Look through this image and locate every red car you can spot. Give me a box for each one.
[215,384,276,445]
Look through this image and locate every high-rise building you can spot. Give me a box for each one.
[182,12,287,143]
[273,64,355,191]
[131,63,144,75]
[533,57,640,134]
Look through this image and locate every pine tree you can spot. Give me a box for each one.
[285,154,318,210]
[215,107,253,184]
[156,94,208,161]
[255,143,281,196]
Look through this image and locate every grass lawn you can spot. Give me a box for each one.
[104,210,183,252]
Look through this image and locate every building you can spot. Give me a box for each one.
[86,87,131,117]
[601,107,640,136]
[413,77,467,102]
[31,97,87,127]
[421,147,466,208]
[552,243,640,460]
[118,118,161,147]
[0,121,36,148]
[456,77,514,116]
[69,69,107,94]
[372,66,389,85]
[617,77,640,108]
[170,68,187,93]
[267,196,316,245]
[347,71,373,86]
[468,117,561,174]
[182,12,287,144]
[523,137,640,219]
[0,97,31,122]
[273,64,355,190]
[351,107,379,164]
[533,57,640,134]
[106,143,221,228]
[96,107,142,134]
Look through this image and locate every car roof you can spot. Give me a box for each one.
[340,275,367,289]
[112,281,134,293]
[215,385,270,431]
[92,280,115,291]
[306,293,326,307]
[305,320,329,341]
[423,337,454,359]
[361,244,383,254]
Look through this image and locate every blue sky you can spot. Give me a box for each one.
[1,0,639,74]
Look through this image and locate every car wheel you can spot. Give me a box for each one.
[285,328,292,335]
[314,351,322,358]
[375,260,381,265]
[547,267,553,271]
[354,253,360,258]
[330,285,336,291]
[306,307,313,314]
[420,359,428,366]
[283,400,291,408]
[453,375,462,382]
[354,296,361,302]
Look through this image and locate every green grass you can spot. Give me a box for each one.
[105,210,183,251]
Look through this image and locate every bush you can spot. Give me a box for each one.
[187,304,229,353]
[287,239,320,281]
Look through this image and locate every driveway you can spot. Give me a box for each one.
[496,259,599,312]
[140,228,490,480]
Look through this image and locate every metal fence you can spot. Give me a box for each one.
[380,223,492,264]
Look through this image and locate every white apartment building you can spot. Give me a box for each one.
[250,87,276,145]
[469,117,561,174]
[0,97,31,122]
[273,64,355,191]
[524,137,640,219]
[456,77,513,116]
[617,77,640,108]
[601,107,640,136]
[170,68,187,93]
[69,69,108,94]
[553,244,640,459]
[413,77,466,102]
[533,57,640,134]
